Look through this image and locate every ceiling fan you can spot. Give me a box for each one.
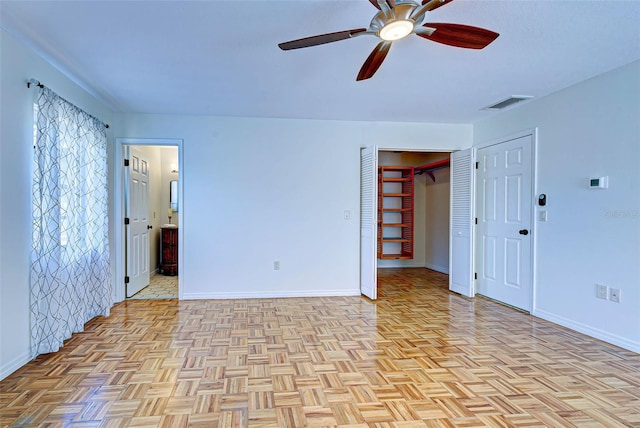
[278,0,499,81]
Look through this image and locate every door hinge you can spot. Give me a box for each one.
[124,217,130,225]
[124,159,130,167]
[124,276,130,284]
[475,217,478,225]
[474,272,478,280]
[475,162,479,169]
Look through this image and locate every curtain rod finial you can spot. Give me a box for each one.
[27,78,44,88]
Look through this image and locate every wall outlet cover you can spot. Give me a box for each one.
[609,288,621,303]
[596,284,608,300]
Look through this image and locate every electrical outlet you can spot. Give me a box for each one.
[596,284,608,300]
[609,288,621,303]
[273,261,280,271]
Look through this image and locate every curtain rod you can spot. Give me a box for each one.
[26,78,110,129]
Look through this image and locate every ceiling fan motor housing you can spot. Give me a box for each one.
[370,1,425,38]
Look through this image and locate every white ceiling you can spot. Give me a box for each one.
[2,0,639,123]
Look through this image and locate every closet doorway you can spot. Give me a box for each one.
[377,150,451,274]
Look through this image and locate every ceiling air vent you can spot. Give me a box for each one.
[483,95,533,111]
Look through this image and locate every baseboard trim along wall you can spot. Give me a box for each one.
[425,263,449,274]
[182,289,362,300]
[1,351,31,381]
[534,308,640,353]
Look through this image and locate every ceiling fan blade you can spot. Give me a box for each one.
[417,23,499,49]
[421,0,454,11]
[368,0,381,9]
[369,0,396,9]
[278,28,368,50]
[412,0,453,19]
[357,41,392,81]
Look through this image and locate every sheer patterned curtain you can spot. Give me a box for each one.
[30,87,111,357]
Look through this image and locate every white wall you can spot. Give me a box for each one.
[113,114,472,300]
[424,166,450,274]
[161,146,179,227]
[473,60,640,352]
[0,28,114,379]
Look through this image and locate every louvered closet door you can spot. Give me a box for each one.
[360,146,378,300]
[449,148,474,297]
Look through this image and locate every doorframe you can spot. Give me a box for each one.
[362,146,454,299]
[114,138,184,303]
[473,128,538,312]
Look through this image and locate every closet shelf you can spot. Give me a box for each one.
[377,166,414,260]
[379,254,413,260]
[382,177,412,182]
[382,193,412,197]
[382,207,412,212]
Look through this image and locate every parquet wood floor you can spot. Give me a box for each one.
[2,268,639,427]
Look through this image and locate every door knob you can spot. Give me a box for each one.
[147,225,153,230]
[519,229,529,235]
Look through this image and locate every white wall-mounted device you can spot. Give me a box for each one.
[589,176,608,189]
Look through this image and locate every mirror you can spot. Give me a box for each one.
[170,180,178,212]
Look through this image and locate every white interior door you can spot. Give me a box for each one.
[126,146,151,297]
[360,146,378,299]
[476,135,533,311]
[449,148,474,297]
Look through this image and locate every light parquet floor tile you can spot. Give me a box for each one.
[129,274,178,300]
[2,268,640,427]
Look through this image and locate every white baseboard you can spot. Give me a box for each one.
[0,351,31,381]
[425,263,449,274]
[534,308,640,353]
[377,263,449,274]
[377,262,426,268]
[182,288,362,300]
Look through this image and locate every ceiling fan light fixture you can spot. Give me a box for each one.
[379,20,414,41]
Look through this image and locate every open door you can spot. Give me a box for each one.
[360,146,378,299]
[125,146,151,297]
[449,148,474,297]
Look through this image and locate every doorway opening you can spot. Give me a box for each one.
[114,138,183,303]
[361,148,452,300]
[378,150,451,273]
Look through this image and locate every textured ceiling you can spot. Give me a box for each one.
[2,0,639,123]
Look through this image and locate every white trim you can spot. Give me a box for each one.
[114,138,183,303]
[425,263,449,274]
[0,351,31,381]
[534,309,640,353]
[182,289,362,300]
